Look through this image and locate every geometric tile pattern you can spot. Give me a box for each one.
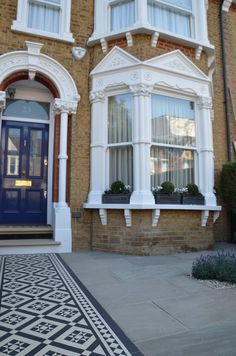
[0,254,143,356]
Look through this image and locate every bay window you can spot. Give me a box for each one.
[108,94,133,187]
[111,0,135,32]
[88,47,216,206]
[150,94,196,188]
[90,0,211,51]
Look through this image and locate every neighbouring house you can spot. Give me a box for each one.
[0,0,235,255]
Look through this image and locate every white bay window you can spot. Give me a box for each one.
[87,47,216,206]
[89,0,211,53]
[12,0,73,42]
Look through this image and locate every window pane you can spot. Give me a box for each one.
[150,146,194,188]
[29,130,43,177]
[109,146,133,187]
[7,128,21,176]
[151,94,195,147]
[4,100,50,120]
[108,94,132,144]
[148,1,191,37]
[111,0,135,31]
[28,1,60,33]
[164,0,192,11]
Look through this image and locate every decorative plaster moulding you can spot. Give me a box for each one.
[222,0,233,12]
[0,41,80,105]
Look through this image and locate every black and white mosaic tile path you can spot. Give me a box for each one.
[0,254,143,356]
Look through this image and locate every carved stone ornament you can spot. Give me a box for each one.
[0,91,6,109]
[89,91,106,104]
[197,96,213,110]
[53,99,78,114]
[164,59,192,74]
[130,83,152,96]
[72,47,87,60]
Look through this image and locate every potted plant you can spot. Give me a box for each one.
[182,183,205,205]
[102,180,131,204]
[153,181,181,204]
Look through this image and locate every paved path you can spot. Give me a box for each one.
[61,243,236,356]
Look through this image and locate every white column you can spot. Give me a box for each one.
[88,91,106,204]
[195,0,209,43]
[197,96,216,206]
[136,0,148,26]
[0,91,6,139]
[58,111,68,207]
[53,99,78,252]
[130,84,155,205]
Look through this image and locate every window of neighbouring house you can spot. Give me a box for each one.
[11,0,73,42]
[150,94,195,188]
[148,0,193,38]
[111,0,135,32]
[108,94,133,187]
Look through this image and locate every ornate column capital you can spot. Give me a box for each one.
[130,83,153,96]
[197,96,213,110]
[89,90,106,104]
[0,91,6,110]
[53,98,78,114]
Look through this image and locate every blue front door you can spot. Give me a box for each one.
[0,121,49,224]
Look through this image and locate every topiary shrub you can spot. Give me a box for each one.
[104,180,130,194]
[221,161,236,215]
[186,183,200,196]
[160,181,175,195]
[192,251,236,283]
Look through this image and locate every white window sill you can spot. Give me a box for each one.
[11,23,74,43]
[83,203,221,228]
[88,25,214,54]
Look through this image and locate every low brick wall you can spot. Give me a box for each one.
[80,210,215,256]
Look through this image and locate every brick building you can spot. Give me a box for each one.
[0,0,235,255]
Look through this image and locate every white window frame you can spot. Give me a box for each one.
[150,90,198,189]
[147,0,194,38]
[87,47,216,207]
[89,0,211,52]
[106,91,134,188]
[109,0,136,32]
[11,0,74,43]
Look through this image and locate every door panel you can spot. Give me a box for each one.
[0,121,49,224]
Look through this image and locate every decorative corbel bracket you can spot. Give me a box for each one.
[100,38,108,54]
[152,209,160,227]
[195,46,203,60]
[126,32,133,47]
[151,32,159,48]
[213,211,220,224]
[201,210,209,227]
[124,209,132,227]
[28,69,36,80]
[99,208,107,226]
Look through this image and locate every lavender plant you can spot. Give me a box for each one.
[192,251,236,283]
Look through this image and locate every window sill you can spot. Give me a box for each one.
[83,203,221,227]
[88,25,214,55]
[11,23,74,44]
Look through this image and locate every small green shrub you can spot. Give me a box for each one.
[105,180,130,194]
[221,161,236,215]
[192,251,236,283]
[160,181,175,195]
[186,183,200,196]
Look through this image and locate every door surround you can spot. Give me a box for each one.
[0,41,80,253]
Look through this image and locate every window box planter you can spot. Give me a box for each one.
[154,194,181,204]
[102,194,131,204]
[182,194,205,205]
